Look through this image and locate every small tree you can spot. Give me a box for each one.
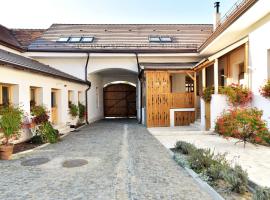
[0,106,23,145]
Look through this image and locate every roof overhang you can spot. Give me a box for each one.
[199,0,269,56]
[140,62,197,70]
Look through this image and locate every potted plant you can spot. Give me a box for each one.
[0,106,23,160]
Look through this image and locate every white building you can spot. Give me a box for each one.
[0,0,269,142]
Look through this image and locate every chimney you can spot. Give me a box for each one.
[214,2,221,30]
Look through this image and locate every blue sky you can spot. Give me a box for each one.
[1,0,238,28]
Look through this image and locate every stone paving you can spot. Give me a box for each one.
[148,126,270,187]
[0,119,212,200]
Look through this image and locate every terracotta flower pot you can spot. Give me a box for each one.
[0,144,14,160]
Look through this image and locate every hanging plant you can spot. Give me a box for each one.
[219,84,252,107]
[260,80,270,99]
[201,86,214,103]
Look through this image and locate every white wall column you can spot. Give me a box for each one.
[42,86,51,119]
[214,59,219,94]
[202,68,206,88]
[59,88,69,125]
[19,84,30,116]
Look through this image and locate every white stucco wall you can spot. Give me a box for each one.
[36,57,87,80]
[249,19,270,127]
[87,74,104,123]
[88,55,138,74]
[0,65,87,142]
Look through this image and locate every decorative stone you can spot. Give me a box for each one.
[21,157,50,166]
[62,159,88,168]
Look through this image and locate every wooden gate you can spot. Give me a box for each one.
[145,71,195,127]
[104,84,136,118]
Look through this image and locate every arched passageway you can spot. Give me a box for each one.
[103,83,136,118]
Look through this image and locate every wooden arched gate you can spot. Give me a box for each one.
[103,83,136,118]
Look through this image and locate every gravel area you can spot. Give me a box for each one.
[0,119,212,200]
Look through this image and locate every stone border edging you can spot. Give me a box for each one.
[12,124,87,159]
[168,149,225,200]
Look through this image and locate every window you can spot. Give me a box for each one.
[0,85,11,106]
[81,37,94,43]
[238,62,245,81]
[185,76,194,92]
[149,36,160,42]
[149,36,172,43]
[160,36,172,42]
[57,37,69,42]
[69,37,81,43]
[30,88,36,108]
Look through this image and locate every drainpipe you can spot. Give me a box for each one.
[135,53,142,124]
[84,53,91,124]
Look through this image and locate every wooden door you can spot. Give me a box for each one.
[205,102,211,130]
[51,91,57,124]
[104,84,136,118]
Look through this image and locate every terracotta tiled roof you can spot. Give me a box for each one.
[11,29,45,48]
[27,24,213,53]
[0,49,87,84]
[0,25,21,50]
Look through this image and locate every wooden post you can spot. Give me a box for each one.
[214,59,219,94]
[194,72,197,119]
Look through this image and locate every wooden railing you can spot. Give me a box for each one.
[146,92,195,127]
[170,92,194,108]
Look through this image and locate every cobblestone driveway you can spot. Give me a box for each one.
[0,119,212,200]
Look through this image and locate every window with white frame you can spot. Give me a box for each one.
[0,84,11,107]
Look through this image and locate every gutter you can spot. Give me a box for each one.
[84,53,91,124]
[135,53,142,124]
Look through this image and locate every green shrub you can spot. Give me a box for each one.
[222,165,248,194]
[69,103,78,117]
[0,106,23,145]
[31,105,47,116]
[201,86,214,103]
[253,186,270,200]
[39,122,58,144]
[175,141,196,155]
[219,83,252,106]
[188,148,217,173]
[215,108,270,146]
[175,141,249,194]
[78,102,86,120]
[259,80,270,99]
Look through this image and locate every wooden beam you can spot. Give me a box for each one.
[194,60,215,72]
[168,70,194,74]
[186,72,195,81]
